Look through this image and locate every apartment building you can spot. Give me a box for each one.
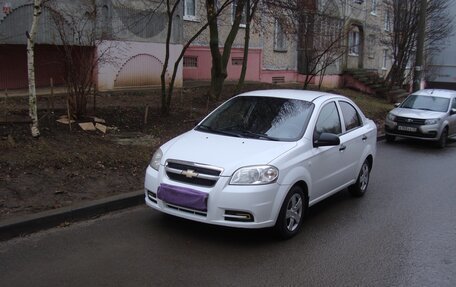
[0,0,391,91]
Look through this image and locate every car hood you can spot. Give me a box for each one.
[391,108,446,119]
[160,130,297,176]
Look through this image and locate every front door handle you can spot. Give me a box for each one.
[362,135,367,141]
[339,144,346,151]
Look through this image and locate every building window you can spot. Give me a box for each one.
[274,19,287,51]
[382,49,388,69]
[384,9,391,31]
[183,56,198,68]
[232,0,247,27]
[348,27,360,56]
[231,57,244,65]
[367,35,375,58]
[371,0,377,15]
[184,0,197,21]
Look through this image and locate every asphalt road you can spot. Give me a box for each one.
[1,140,455,287]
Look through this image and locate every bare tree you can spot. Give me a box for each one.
[265,0,348,90]
[50,0,116,119]
[26,0,44,137]
[206,0,247,99]
[159,0,232,115]
[235,0,260,93]
[382,0,453,88]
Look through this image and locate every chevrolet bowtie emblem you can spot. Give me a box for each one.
[182,169,198,178]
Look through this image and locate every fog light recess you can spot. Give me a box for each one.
[224,210,254,222]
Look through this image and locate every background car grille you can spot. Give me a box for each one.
[395,116,426,125]
[165,160,222,187]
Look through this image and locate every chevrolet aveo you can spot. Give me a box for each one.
[145,90,377,238]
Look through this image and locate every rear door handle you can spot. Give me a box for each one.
[339,144,346,151]
[362,135,367,141]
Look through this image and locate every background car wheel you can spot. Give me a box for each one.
[385,134,395,142]
[274,186,307,239]
[436,128,448,148]
[349,159,370,197]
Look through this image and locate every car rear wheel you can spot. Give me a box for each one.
[274,186,307,239]
[349,159,370,197]
[437,128,448,148]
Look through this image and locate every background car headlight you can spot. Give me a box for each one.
[387,113,396,121]
[424,118,439,125]
[149,148,163,171]
[230,165,279,185]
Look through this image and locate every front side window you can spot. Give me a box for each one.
[184,0,196,20]
[339,101,362,131]
[452,98,456,109]
[314,102,342,140]
[197,96,314,141]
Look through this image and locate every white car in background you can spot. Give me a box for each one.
[385,89,456,148]
[145,90,377,238]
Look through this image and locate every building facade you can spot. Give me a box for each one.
[0,0,393,91]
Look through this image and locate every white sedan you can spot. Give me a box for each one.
[145,90,377,238]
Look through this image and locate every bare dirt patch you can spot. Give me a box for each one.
[0,83,389,220]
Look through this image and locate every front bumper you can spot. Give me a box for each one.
[144,166,290,229]
[384,119,440,141]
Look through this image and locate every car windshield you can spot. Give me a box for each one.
[196,96,314,141]
[400,94,450,112]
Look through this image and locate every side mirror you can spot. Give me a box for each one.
[313,133,340,147]
[451,108,456,115]
[394,103,401,108]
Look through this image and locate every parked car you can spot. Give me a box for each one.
[145,90,377,238]
[385,89,456,148]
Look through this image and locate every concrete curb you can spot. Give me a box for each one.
[0,190,144,241]
[0,135,386,241]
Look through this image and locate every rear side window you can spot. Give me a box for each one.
[314,102,342,138]
[339,101,362,131]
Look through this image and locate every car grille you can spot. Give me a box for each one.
[395,116,426,125]
[165,160,223,187]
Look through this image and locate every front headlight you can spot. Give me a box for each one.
[424,118,439,125]
[387,113,396,121]
[149,148,163,171]
[230,165,279,185]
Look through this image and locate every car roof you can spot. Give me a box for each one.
[413,89,456,99]
[238,89,340,102]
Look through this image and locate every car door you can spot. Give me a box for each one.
[337,100,370,182]
[309,101,346,201]
[449,97,456,136]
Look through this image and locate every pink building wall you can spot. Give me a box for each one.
[183,47,261,81]
[183,46,342,87]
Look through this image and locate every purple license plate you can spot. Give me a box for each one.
[157,184,208,211]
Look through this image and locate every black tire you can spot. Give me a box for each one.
[385,134,395,143]
[436,128,448,149]
[349,159,370,197]
[274,186,307,239]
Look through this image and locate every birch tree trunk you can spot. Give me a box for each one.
[27,0,43,138]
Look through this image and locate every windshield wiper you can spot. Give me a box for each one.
[196,124,242,137]
[237,130,280,141]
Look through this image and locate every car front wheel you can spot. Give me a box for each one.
[349,159,370,197]
[437,128,448,148]
[274,186,307,239]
